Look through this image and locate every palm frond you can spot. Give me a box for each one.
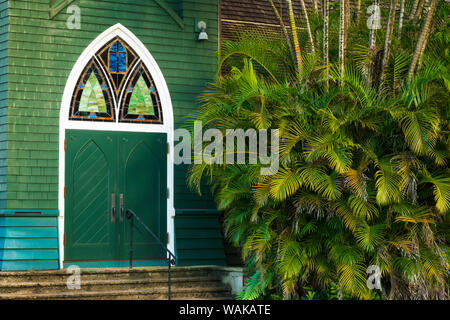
[355,223,386,252]
[375,160,403,205]
[419,173,450,214]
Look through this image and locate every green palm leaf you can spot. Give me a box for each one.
[355,223,386,252]
[419,174,450,214]
[375,160,403,205]
[269,166,303,201]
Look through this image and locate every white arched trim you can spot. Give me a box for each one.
[58,23,175,268]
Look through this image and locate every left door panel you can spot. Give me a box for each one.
[65,130,117,262]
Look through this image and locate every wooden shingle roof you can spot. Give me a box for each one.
[220,0,318,40]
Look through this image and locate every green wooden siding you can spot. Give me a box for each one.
[0,0,8,209]
[0,0,225,270]
[175,209,227,266]
[5,0,217,210]
[0,212,60,270]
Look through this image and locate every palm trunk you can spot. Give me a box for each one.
[417,36,428,71]
[345,0,350,34]
[268,0,296,64]
[355,0,362,23]
[398,0,405,36]
[313,0,319,15]
[287,0,303,74]
[300,0,316,53]
[413,0,426,23]
[344,0,350,57]
[368,0,379,87]
[339,0,347,82]
[380,0,399,83]
[368,0,378,49]
[323,0,329,87]
[408,0,437,81]
[409,0,420,19]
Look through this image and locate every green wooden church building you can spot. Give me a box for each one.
[0,0,227,271]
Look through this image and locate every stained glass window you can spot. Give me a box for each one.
[129,76,155,115]
[79,73,107,113]
[70,58,114,121]
[70,36,163,124]
[120,62,163,123]
[109,41,127,73]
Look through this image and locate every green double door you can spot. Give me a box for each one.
[64,130,167,265]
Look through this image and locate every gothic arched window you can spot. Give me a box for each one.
[69,36,163,124]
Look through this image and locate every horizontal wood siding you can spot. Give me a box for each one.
[0,215,59,270]
[175,210,226,266]
[6,0,218,210]
[0,0,7,209]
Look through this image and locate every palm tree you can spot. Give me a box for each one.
[191,0,450,300]
[408,0,438,81]
[355,0,362,23]
[268,0,296,63]
[287,0,303,74]
[313,0,319,15]
[345,0,351,31]
[368,0,379,50]
[339,0,347,81]
[413,0,427,23]
[398,0,406,36]
[381,0,399,84]
[300,0,316,53]
[409,0,420,19]
[323,0,329,86]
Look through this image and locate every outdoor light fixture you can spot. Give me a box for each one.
[197,21,208,41]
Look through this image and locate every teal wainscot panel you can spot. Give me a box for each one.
[0,210,60,271]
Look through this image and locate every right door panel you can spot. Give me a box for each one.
[118,132,167,261]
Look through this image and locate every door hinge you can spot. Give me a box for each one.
[167,232,170,245]
[167,142,170,154]
[64,138,67,152]
[64,186,66,198]
[63,233,66,247]
[166,188,169,199]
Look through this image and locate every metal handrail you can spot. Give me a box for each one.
[125,209,176,300]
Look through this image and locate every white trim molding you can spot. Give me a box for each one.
[58,23,175,268]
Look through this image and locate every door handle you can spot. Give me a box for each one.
[111,193,116,222]
[120,194,124,222]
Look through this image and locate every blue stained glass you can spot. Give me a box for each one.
[111,42,118,52]
[109,52,117,72]
[119,53,126,72]
[118,42,125,53]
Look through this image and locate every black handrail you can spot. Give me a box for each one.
[125,209,176,300]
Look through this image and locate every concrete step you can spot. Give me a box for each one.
[0,276,225,295]
[0,266,214,284]
[0,286,232,300]
[0,266,239,300]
